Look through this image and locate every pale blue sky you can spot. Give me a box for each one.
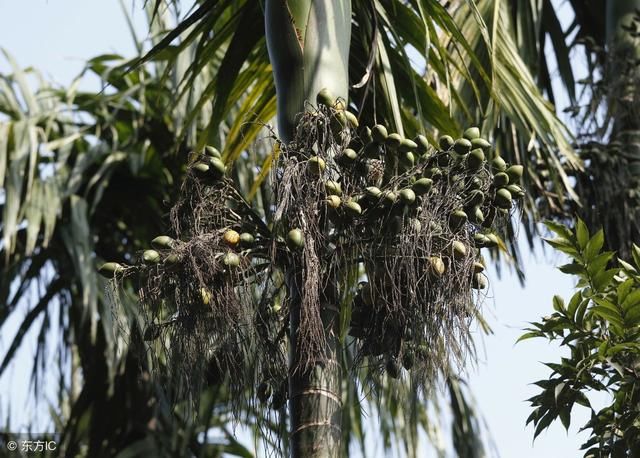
[0,1,596,457]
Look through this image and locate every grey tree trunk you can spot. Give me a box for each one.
[612,1,640,257]
[606,2,640,54]
[606,0,640,133]
[264,1,351,456]
[288,280,342,458]
[584,0,640,258]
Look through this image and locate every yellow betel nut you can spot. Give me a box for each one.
[223,229,240,247]
[200,287,212,305]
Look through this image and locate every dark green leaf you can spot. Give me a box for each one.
[576,219,590,251]
[552,295,565,313]
[583,229,604,262]
[559,263,586,276]
[592,269,618,293]
[586,252,614,277]
[567,291,583,320]
[544,220,574,241]
[517,331,545,343]
[544,237,579,257]
[533,411,557,439]
[559,406,571,431]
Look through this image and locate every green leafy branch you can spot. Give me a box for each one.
[520,220,640,457]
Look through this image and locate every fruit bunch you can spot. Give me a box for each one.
[98,145,284,403]
[273,88,525,383]
[99,87,526,406]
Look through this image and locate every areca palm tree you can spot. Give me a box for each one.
[1,1,579,456]
[496,1,640,259]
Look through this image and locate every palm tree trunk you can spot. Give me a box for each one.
[606,2,640,54]
[587,1,640,257]
[606,0,640,133]
[288,279,342,458]
[265,1,351,455]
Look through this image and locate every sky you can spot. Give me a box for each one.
[0,1,598,457]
